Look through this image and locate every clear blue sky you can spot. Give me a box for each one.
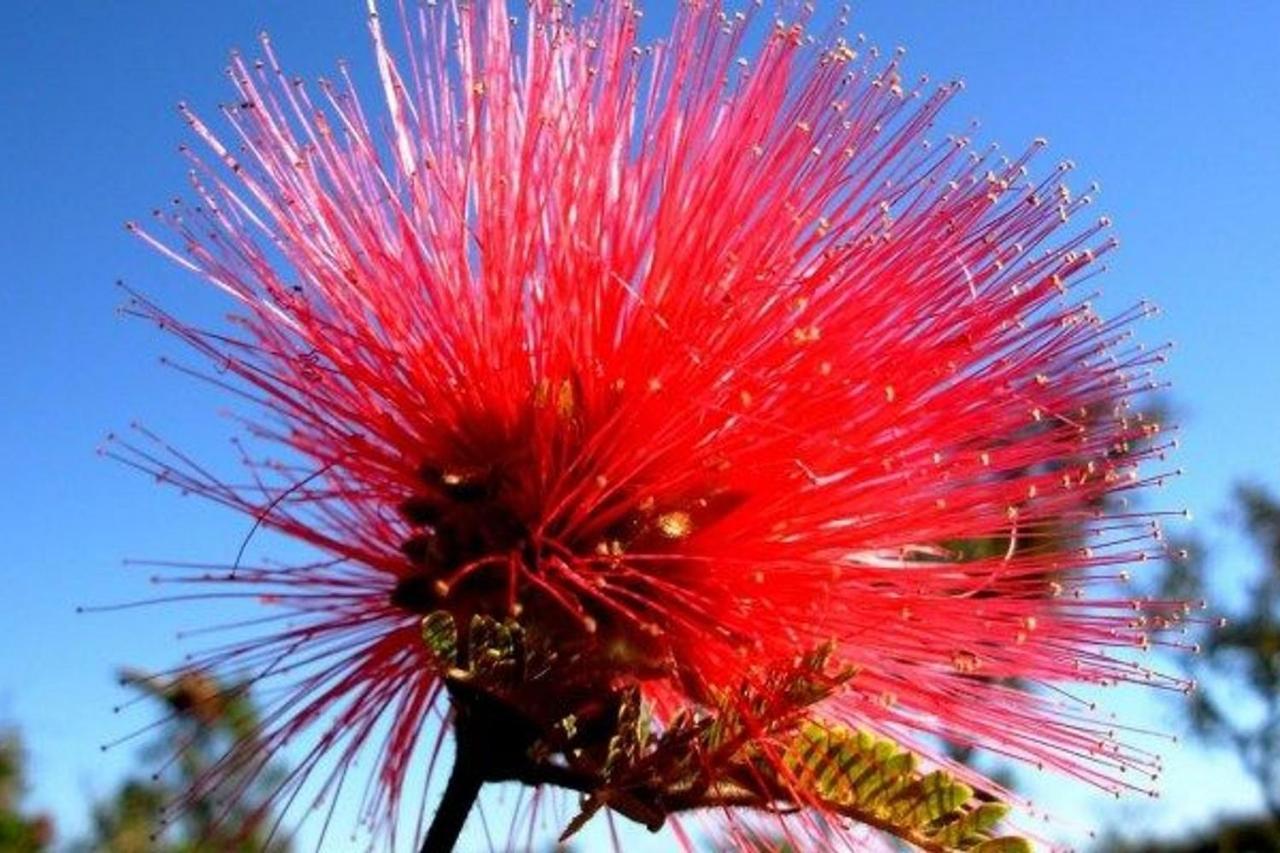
[1,1,1278,849]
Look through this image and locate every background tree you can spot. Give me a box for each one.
[77,669,291,853]
[1102,483,1280,851]
[1175,484,1280,817]
[0,729,53,852]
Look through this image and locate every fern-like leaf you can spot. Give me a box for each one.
[778,720,1030,852]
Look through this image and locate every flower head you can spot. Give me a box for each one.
[116,0,1193,847]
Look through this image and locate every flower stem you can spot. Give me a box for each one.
[420,752,483,853]
[420,680,544,852]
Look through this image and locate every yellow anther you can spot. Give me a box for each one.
[656,510,693,540]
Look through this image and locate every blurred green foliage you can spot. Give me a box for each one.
[0,730,52,852]
[1103,483,1280,851]
[1162,485,1280,818]
[72,669,290,853]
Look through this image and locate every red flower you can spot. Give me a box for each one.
[116,0,1194,848]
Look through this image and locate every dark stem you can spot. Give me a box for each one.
[420,752,483,853]
[420,680,545,852]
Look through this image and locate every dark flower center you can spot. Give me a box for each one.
[391,462,522,614]
[389,456,750,677]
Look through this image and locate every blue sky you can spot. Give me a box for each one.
[1,1,1278,850]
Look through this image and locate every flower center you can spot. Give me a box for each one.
[391,462,524,614]
[389,459,749,664]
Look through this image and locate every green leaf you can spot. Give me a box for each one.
[603,686,646,780]
[972,837,1035,853]
[775,720,1030,851]
[468,615,522,684]
[891,770,973,825]
[420,611,457,670]
[929,802,1011,847]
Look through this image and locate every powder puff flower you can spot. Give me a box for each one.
[111,1,1193,849]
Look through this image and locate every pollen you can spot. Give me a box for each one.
[791,324,821,344]
[655,510,693,540]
